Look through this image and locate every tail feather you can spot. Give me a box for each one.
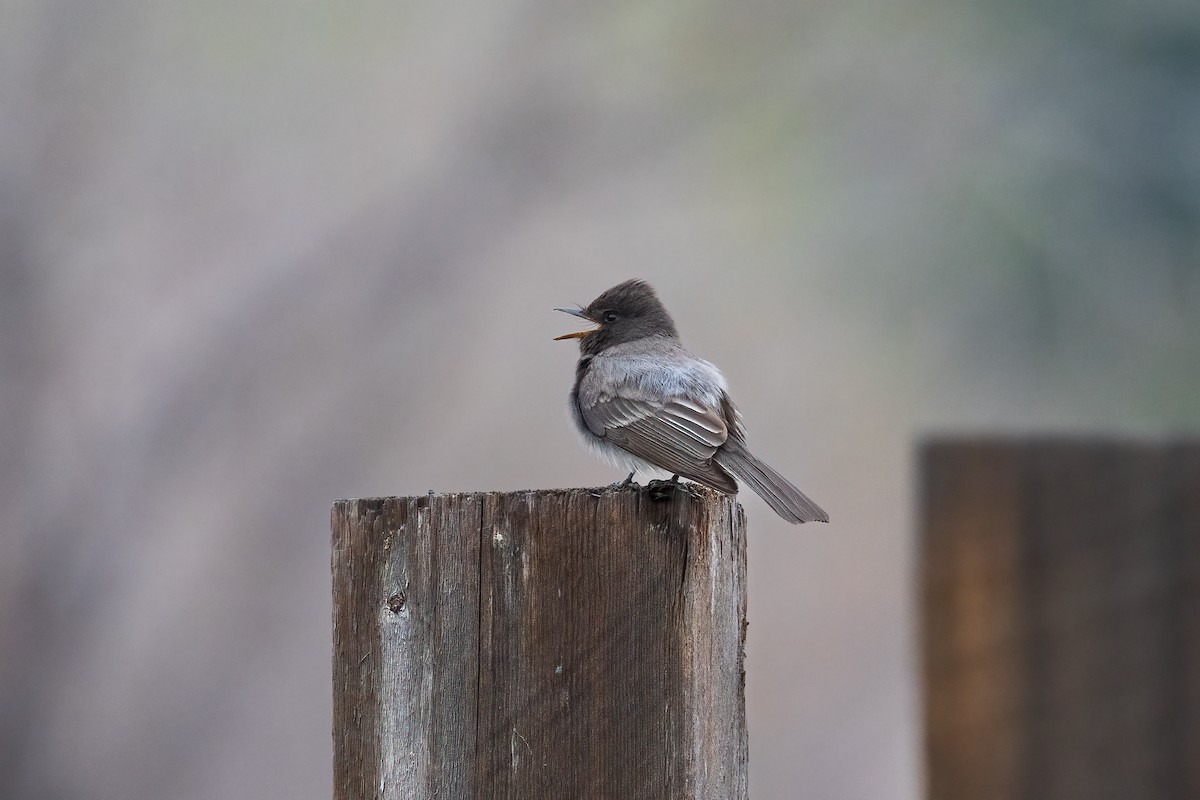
[715,442,829,524]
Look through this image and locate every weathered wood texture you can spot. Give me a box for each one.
[332,485,748,800]
[921,440,1200,800]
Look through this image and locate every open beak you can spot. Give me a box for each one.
[553,307,596,340]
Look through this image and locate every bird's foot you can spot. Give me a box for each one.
[611,472,638,488]
[647,476,680,502]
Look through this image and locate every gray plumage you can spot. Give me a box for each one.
[556,279,829,524]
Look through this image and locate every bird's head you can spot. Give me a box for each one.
[554,279,679,356]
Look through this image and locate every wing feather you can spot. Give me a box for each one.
[581,393,737,492]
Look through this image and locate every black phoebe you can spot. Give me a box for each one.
[555,279,828,524]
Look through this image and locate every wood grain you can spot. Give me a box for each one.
[921,440,1200,800]
[332,485,748,800]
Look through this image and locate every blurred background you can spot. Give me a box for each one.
[3,1,1198,798]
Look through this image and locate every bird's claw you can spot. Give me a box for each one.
[611,472,638,488]
[647,476,680,502]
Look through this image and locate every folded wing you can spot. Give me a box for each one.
[581,395,738,493]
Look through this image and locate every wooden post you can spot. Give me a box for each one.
[921,440,1200,800]
[332,485,748,800]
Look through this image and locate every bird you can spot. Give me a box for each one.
[554,278,828,524]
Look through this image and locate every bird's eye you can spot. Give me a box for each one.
[603,311,620,323]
